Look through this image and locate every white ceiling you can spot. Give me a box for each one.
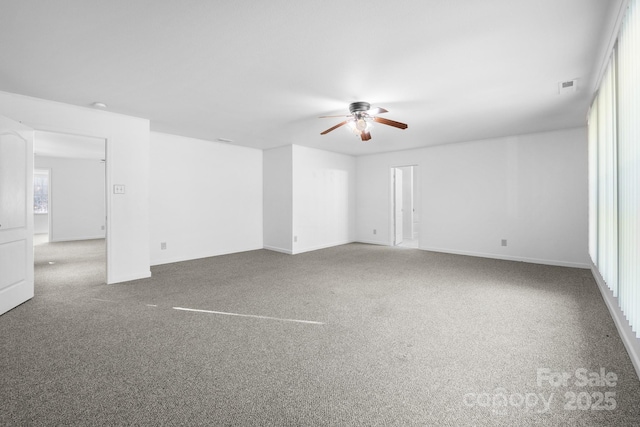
[0,0,623,156]
[34,131,105,160]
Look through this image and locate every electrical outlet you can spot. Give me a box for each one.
[161,242,167,250]
[501,239,507,247]
[373,229,377,235]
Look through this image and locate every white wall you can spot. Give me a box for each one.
[150,132,263,265]
[0,90,151,284]
[263,145,293,253]
[34,214,49,234]
[35,156,105,242]
[292,145,356,254]
[1,92,589,277]
[356,127,589,268]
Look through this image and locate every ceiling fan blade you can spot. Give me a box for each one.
[319,115,351,118]
[373,116,408,129]
[360,131,372,141]
[368,107,389,115]
[320,120,349,135]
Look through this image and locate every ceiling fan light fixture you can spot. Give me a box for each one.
[320,101,406,141]
[347,117,372,136]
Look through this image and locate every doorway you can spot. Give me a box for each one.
[33,130,107,284]
[392,165,419,248]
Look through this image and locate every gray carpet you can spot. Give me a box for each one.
[1,240,639,426]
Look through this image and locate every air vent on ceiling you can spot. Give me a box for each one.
[558,79,578,95]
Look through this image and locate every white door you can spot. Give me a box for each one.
[0,116,34,316]
[394,168,403,246]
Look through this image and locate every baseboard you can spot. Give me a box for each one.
[590,263,640,382]
[107,270,151,285]
[262,245,293,255]
[265,241,359,255]
[354,239,388,246]
[291,240,353,255]
[151,245,265,266]
[51,235,106,243]
[420,246,591,269]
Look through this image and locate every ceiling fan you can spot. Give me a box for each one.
[319,101,408,141]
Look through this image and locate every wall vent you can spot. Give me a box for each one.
[558,79,578,95]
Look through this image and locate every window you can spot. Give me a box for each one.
[589,0,640,338]
[34,170,49,214]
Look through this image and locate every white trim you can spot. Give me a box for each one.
[590,262,640,381]
[263,245,293,255]
[108,270,151,284]
[420,246,591,269]
[151,245,265,266]
[49,235,106,243]
[291,240,354,255]
[354,239,387,246]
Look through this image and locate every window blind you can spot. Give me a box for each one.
[588,100,598,266]
[596,55,618,297]
[617,0,640,337]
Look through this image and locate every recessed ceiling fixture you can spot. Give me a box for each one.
[91,101,108,108]
[319,102,407,141]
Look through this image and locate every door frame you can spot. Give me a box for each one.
[30,124,110,283]
[390,164,419,247]
[393,167,403,246]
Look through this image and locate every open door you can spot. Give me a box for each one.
[0,116,34,316]
[394,168,403,246]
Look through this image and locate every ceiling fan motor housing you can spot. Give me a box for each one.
[349,101,370,114]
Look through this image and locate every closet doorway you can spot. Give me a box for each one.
[391,165,419,248]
